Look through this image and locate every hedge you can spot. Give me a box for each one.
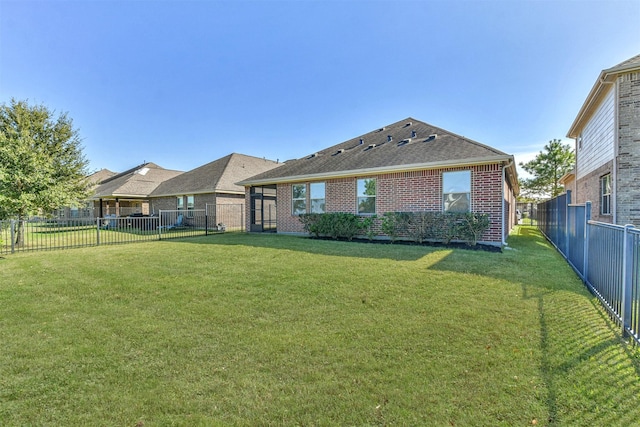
[299,211,491,246]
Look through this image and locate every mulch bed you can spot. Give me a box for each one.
[307,236,502,252]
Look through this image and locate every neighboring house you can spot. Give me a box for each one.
[53,168,117,218]
[148,153,280,228]
[559,169,576,196]
[567,53,640,225]
[91,162,183,217]
[239,117,519,245]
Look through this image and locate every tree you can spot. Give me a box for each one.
[0,99,90,244]
[519,139,575,199]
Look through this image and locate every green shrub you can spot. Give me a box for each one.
[298,212,368,241]
[360,215,377,241]
[379,211,490,245]
[457,213,490,245]
[298,213,322,237]
[301,211,491,246]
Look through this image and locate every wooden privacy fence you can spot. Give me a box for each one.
[0,205,245,255]
[537,191,640,345]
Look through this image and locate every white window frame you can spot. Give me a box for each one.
[187,195,195,217]
[292,184,307,215]
[442,170,471,213]
[310,182,326,214]
[600,174,611,215]
[176,196,184,210]
[357,178,376,215]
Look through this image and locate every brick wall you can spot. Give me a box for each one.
[269,163,510,243]
[575,161,613,223]
[150,196,177,214]
[616,71,640,226]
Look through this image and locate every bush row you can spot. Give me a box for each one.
[299,211,491,246]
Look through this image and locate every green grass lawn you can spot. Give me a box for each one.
[1,226,639,426]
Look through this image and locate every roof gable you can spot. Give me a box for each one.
[92,163,183,198]
[86,168,117,186]
[149,153,281,197]
[241,118,511,184]
[568,53,640,138]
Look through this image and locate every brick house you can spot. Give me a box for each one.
[148,153,280,229]
[567,53,640,225]
[91,162,183,217]
[239,118,519,246]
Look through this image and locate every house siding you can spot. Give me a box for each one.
[576,85,615,181]
[274,163,509,244]
[616,71,640,226]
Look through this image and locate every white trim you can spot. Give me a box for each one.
[239,155,513,186]
[613,78,619,223]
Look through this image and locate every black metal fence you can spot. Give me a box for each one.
[0,205,245,255]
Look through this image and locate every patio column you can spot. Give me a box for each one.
[115,198,120,217]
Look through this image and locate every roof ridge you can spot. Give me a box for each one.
[605,53,640,73]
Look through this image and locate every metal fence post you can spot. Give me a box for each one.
[10,220,15,254]
[622,224,634,338]
[96,217,101,246]
[158,210,163,240]
[565,191,571,258]
[583,202,591,283]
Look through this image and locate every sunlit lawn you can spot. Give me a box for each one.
[1,226,639,426]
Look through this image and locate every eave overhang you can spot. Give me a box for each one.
[568,61,640,138]
[239,155,518,192]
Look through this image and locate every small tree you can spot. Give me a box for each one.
[519,139,575,199]
[0,99,90,244]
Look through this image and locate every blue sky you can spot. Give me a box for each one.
[1,0,639,178]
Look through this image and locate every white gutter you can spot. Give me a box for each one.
[238,155,512,186]
[502,160,514,246]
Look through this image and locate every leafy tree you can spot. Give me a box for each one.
[0,99,90,244]
[519,139,575,199]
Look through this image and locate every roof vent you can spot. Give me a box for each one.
[387,135,393,142]
[135,167,150,175]
[359,138,364,145]
[307,153,319,159]
[398,138,411,146]
[405,122,412,127]
[364,144,377,151]
[377,127,385,132]
[332,149,345,156]
[424,134,437,142]
[411,130,417,138]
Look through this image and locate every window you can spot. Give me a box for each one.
[357,178,376,214]
[176,196,184,210]
[292,184,306,215]
[443,170,471,212]
[310,182,325,213]
[600,174,611,215]
[187,195,195,217]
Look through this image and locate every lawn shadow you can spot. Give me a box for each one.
[427,225,640,425]
[168,232,447,261]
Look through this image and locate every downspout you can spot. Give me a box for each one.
[613,78,619,223]
[502,160,514,246]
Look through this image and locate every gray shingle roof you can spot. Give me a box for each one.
[92,163,183,199]
[240,117,513,185]
[150,153,281,197]
[568,53,640,138]
[86,169,117,186]
[605,53,640,74]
